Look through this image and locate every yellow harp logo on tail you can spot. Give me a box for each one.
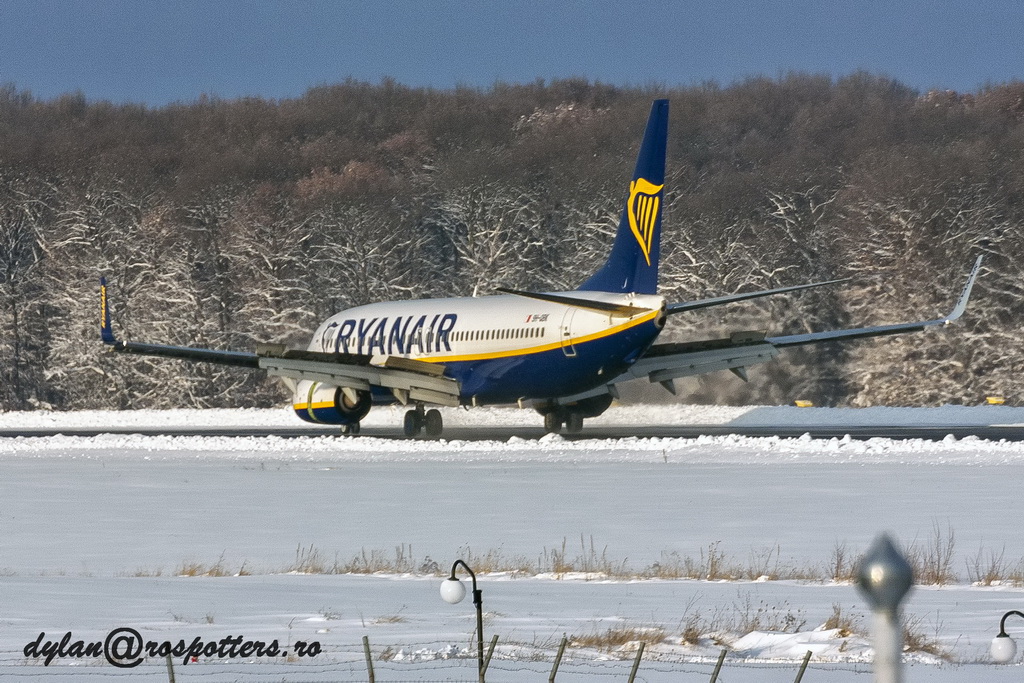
[628,177,663,266]
[100,282,108,327]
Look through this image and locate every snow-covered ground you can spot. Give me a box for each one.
[1,404,1023,681]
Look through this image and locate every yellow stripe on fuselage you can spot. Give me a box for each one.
[417,308,661,364]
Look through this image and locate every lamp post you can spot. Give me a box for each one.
[440,559,485,683]
[991,610,1024,663]
[856,534,914,683]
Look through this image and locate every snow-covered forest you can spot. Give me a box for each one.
[0,75,1021,411]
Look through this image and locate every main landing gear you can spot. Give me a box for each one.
[539,395,612,436]
[403,404,443,439]
[543,409,585,435]
[340,423,361,435]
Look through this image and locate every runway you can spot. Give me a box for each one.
[0,422,1021,440]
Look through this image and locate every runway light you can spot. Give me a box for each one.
[991,610,1024,663]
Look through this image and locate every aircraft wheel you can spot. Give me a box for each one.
[543,411,563,434]
[424,409,443,438]
[403,409,422,437]
[564,411,584,434]
[342,422,361,436]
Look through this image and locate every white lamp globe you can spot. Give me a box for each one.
[440,578,466,604]
[992,634,1017,663]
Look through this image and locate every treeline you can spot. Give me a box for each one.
[0,74,1021,411]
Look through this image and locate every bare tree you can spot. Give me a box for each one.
[0,175,54,409]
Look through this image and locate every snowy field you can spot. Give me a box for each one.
[1,404,1024,681]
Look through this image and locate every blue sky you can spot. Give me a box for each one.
[0,0,1021,106]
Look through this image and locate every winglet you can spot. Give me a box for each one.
[100,277,117,345]
[943,255,983,324]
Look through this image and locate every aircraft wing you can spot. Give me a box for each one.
[554,256,983,402]
[256,349,460,407]
[605,332,781,394]
[99,279,461,407]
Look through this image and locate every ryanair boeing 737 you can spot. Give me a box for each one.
[100,100,982,437]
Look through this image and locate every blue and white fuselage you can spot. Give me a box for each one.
[296,291,665,421]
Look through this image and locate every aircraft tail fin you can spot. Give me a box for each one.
[578,99,669,295]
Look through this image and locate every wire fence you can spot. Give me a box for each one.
[1,636,878,682]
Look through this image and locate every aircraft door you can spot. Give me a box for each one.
[560,308,577,357]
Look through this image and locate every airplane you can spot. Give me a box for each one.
[100,99,983,438]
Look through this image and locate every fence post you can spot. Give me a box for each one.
[482,634,498,675]
[626,642,645,683]
[362,635,375,683]
[549,636,567,683]
[165,654,176,683]
[794,650,812,682]
[709,648,727,682]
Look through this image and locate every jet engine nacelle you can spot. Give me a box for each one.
[293,380,372,425]
[332,387,372,424]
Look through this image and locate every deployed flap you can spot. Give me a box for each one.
[256,343,372,366]
[383,355,448,377]
[548,337,780,405]
[257,356,460,407]
[629,341,780,385]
